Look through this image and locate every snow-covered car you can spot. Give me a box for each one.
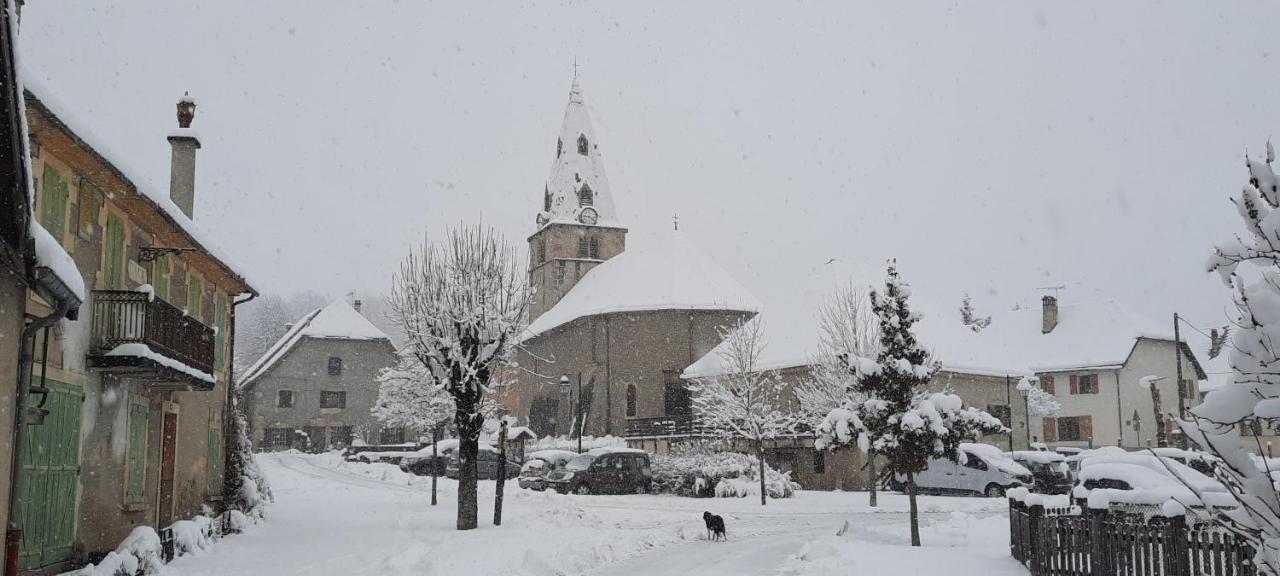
[545,447,653,495]
[892,442,1032,497]
[1076,452,1234,507]
[399,439,462,476]
[444,444,521,480]
[518,449,579,491]
[1008,450,1073,494]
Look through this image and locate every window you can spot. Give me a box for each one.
[556,138,563,158]
[153,254,171,301]
[330,426,354,447]
[537,239,546,263]
[1042,416,1057,443]
[215,294,227,372]
[1181,378,1197,401]
[963,455,989,471]
[556,261,565,285]
[578,237,589,258]
[380,427,405,444]
[207,428,223,493]
[578,183,593,207]
[263,428,290,448]
[626,384,637,417]
[328,356,344,375]
[987,404,1011,427]
[1055,415,1092,442]
[104,212,126,289]
[1040,375,1055,395]
[188,273,203,320]
[125,402,148,503]
[77,178,95,239]
[589,237,600,259]
[277,390,294,408]
[1070,373,1098,395]
[813,450,826,474]
[40,163,68,241]
[320,390,347,409]
[577,133,589,155]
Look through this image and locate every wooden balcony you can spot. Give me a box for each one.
[87,290,216,390]
[624,414,712,439]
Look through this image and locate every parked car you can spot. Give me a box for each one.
[892,442,1032,497]
[445,445,522,480]
[1008,450,1073,494]
[545,447,653,495]
[519,449,579,491]
[400,439,462,476]
[1076,452,1229,501]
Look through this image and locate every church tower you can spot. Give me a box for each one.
[528,75,628,321]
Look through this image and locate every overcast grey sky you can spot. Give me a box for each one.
[18,1,1280,351]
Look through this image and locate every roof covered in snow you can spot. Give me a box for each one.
[522,230,761,339]
[238,300,391,388]
[536,76,620,229]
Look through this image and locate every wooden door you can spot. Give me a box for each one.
[18,379,83,570]
[157,410,178,527]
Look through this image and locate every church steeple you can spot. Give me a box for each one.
[527,71,628,322]
[537,75,619,229]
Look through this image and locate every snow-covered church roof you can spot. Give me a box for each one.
[239,299,391,388]
[522,230,761,339]
[537,76,620,229]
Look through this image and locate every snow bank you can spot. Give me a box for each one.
[65,526,163,575]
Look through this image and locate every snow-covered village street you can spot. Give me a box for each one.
[166,453,1019,576]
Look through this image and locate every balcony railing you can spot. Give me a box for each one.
[89,290,215,376]
[625,414,712,439]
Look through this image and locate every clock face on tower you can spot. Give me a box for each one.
[578,207,599,225]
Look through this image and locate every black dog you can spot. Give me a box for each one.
[703,511,726,541]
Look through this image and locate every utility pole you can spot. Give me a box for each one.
[1173,313,1188,449]
[430,425,440,506]
[577,371,584,454]
[494,421,507,526]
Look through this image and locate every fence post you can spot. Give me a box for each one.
[1090,506,1109,576]
[1028,503,1045,576]
[1167,514,1189,576]
[1009,498,1018,560]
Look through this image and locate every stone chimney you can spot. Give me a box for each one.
[167,93,201,219]
[1042,295,1059,334]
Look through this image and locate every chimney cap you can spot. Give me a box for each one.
[177,92,197,129]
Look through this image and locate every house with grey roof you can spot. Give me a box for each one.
[240,299,401,451]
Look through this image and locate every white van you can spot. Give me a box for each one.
[893,442,1033,497]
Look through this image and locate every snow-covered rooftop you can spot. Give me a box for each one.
[21,69,254,294]
[30,218,85,302]
[536,76,621,229]
[522,230,761,339]
[239,300,390,388]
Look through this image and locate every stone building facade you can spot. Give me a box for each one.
[241,300,401,451]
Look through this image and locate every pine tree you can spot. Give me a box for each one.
[959,293,991,332]
[817,260,1005,546]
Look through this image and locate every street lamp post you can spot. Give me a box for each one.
[559,375,572,440]
[1016,377,1038,449]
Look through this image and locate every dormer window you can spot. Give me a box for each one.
[577,134,589,155]
[578,183,593,207]
[556,138,563,158]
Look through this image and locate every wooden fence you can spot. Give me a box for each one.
[1009,499,1257,576]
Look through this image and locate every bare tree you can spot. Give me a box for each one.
[688,318,795,505]
[389,225,529,530]
[796,281,881,504]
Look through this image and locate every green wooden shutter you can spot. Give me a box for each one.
[104,213,126,290]
[214,294,226,372]
[207,428,223,494]
[39,164,67,241]
[125,402,148,502]
[154,255,170,301]
[187,274,202,319]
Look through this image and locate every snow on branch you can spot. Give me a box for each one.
[688,318,796,443]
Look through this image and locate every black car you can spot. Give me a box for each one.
[545,449,652,495]
[445,447,521,480]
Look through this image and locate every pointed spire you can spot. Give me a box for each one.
[537,68,619,228]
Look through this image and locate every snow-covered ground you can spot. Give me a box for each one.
[166,452,1025,576]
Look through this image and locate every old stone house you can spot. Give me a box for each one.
[240,299,401,451]
[498,77,760,459]
[14,83,254,573]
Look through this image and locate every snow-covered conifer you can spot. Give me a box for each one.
[688,318,796,505]
[959,293,991,333]
[389,225,529,531]
[815,260,1005,546]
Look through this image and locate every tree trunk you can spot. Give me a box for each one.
[907,472,920,547]
[455,405,483,531]
[868,449,878,508]
[431,426,439,506]
[758,441,767,506]
[494,423,507,526]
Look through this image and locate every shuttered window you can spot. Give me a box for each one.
[214,294,227,372]
[207,428,223,495]
[1040,375,1055,395]
[187,273,203,320]
[153,255,171,301]
[104,213,126,290]
[1069,373,1099,395]
[125,402,149,503]
[1042,416,1057,443]
[39,163,67,242]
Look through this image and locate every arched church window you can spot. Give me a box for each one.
[626,385,637,417]
[538,239,545,263]
[578,184,593,207]
[589,237,600,259]
[578,237,589,258]
[577,134,589,155]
